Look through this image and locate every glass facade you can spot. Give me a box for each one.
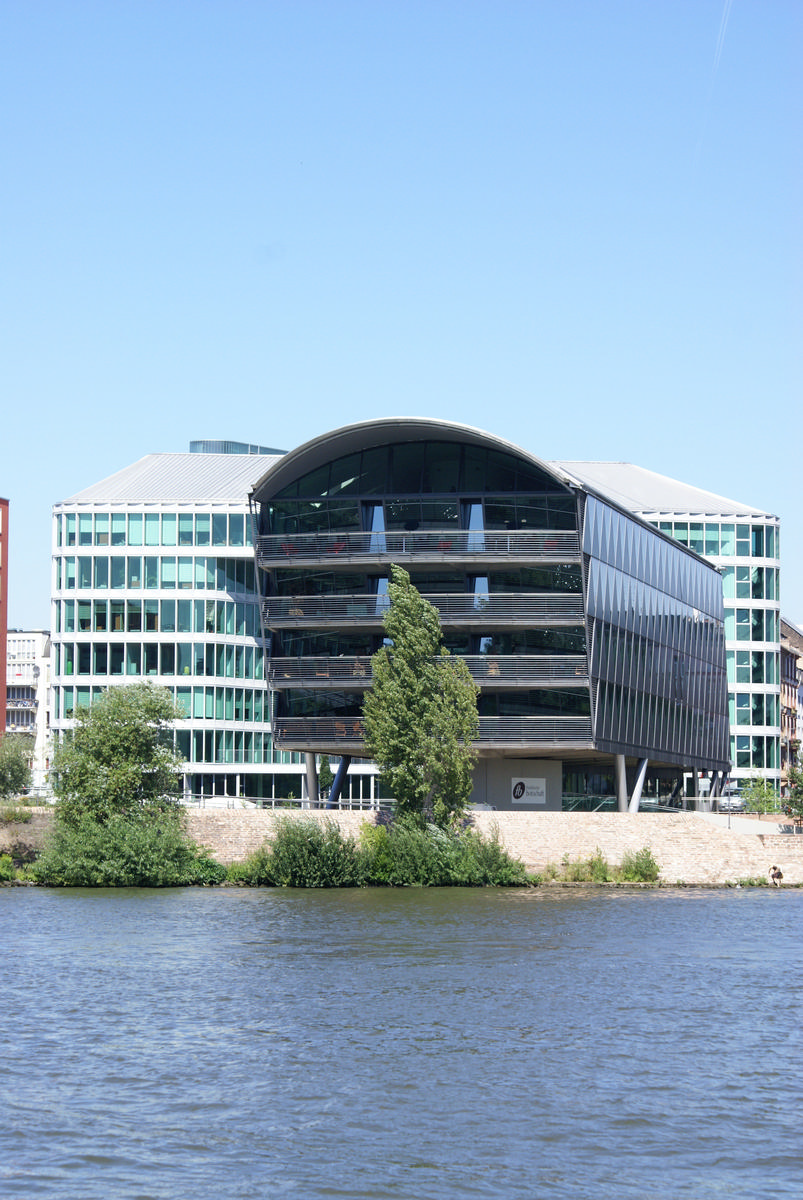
[652,515,781,788]
[253,424,730,805]
[51,497,308,805]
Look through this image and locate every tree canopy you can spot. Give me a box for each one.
[0,734,32,800]
[51,683,185,828]
[362,565,479,826]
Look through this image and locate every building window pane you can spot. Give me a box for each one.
[127,557,142,588]
[78,601,91,631]
[179,513,194,546]
[735,694,750,726]
[161,513,177,546]
[704,524,719,556]
[128,514,143,545]
[63,601,75,633]
[736,525,750,555]
[736,567,750,598]
[94,644,108,674]
[144,644,159,675]
[65,514,76,546]
[751,526,764,557]
[110,644,124,675]
[145,513,160,546]
[161,558,176,588]
[736,610,750,641]
[110,601,125,632]
[178,557,193,589]
[94,557,109,588]
[94,601,107,632]
[111,557,125,588]
[145,600,159,632]
[196,514,210,545]
[212,513,228,546]
[177,600,192,633]
[229,513,244,546]
[161,599,176,632]
[721,567,734,599]
[144,557,159,588]
[715,525,734,556]
[111,513,126,546]
[94,514,109,545]
[751,610,764,641]
[161,643,175,675]
[127,601,142,632]
[79,514,92,545]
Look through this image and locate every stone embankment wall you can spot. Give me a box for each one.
[185,808,803,886]
[4,808,803,886]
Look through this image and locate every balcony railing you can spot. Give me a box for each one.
[268,654,589,689]
[257,528,580,567]
[263,592,585,628]
[272,714,593,750]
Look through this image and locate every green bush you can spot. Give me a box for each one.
[0,853,16,882]
[33,811,226,887]
[267,817,362,888]
[617,846,660,883]
[226,817,532,888]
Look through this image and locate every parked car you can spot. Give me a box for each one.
[718,794,744,813]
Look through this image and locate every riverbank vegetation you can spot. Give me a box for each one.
[541,845,660,884]
[33,683,226,887]
[226,816,532,888]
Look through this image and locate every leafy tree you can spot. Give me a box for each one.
[51,683,184,828]
[783,761,803,826]
[0,734,33,800]
[741,775,779,816]
[318,755,335,797]
[363,565,479,827]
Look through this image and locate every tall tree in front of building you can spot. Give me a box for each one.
[363,565,479,827]
[0,734,32,801]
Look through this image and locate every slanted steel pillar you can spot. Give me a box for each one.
[327,755,352,809]
[615,755,628,812]
[628,758,649,812]
[305,753,318,808]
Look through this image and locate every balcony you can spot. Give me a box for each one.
[272,714,593,753]
[262,592,585,629]
[268,654,589,690]
[257,528,580,569]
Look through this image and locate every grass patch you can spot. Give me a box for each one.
[0,800,33,825]
[546,845,660,884]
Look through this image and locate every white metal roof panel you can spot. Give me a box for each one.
[552,461,776,522]
[59,453,284,505]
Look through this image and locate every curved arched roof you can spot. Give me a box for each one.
[250,416,574,500]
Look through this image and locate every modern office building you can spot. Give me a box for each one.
[5,630,51,792]
[555,463,783,794]
[0,497,9,736]
[49,440,333,806]
[250,418,730,811]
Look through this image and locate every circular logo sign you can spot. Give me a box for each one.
[512,781,526,800]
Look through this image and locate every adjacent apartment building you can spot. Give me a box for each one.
[5,629,51,792]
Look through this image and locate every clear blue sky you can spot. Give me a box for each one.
[2,1,800,629]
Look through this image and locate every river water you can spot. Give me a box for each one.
[1,886,801,1200]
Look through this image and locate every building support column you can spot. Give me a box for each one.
[628,758,649,812]
[304,753,318,809]
[615,755,628,812]
[327,755,352,809]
